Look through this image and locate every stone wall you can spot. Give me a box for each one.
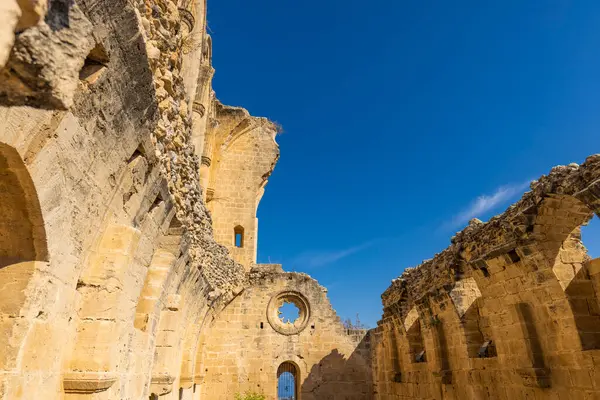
[372,157,600,399]
[0,0,278,398]
[204,103,280,269]
[199,264,373,400]
[2,0,600,399]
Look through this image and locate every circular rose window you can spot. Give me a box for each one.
[267,291,310,335]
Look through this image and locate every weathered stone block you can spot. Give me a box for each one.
[0,2,93,109]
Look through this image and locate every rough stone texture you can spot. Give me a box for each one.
[199,265,373,400]
[0,0,275,398]
[205,102,280,269]
[372,157,600,399]
[0,1,94,109]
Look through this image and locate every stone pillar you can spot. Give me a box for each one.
[150,294,183,396]
[63,224,141,397]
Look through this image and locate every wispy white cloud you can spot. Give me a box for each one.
[443,180,531,230]
[290,240,377,269]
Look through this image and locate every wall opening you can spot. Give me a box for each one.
[279,301,300,324]
[462,302,496,358]
[581,214,600,259]
[449,277,496,359]
[80,42,109,84]
[234,225,244,248]
[390,324,403,383]
[567,215,600,350]
[277,362,298,400]
[149,193,164,214]
[407,320,426,363]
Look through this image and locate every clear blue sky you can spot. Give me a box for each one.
[209,0,600,327]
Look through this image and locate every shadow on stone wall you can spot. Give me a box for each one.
[565,260,600,351]
[301,333,374,400]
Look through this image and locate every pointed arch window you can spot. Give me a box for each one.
[234,225,244,248]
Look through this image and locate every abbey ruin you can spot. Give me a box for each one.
[0,0,598,399]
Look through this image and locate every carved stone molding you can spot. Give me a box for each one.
[178,8,195,32]
[206,188,214,202]
[62,372,117,394]
[267,290,311,335]
[201,156,211,167]
[192,101,205,117]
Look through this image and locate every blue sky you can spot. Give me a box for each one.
[209,0,600,327]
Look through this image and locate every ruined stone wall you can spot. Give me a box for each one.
[0,0,278,399]
[203,103,280,269]
[199,265,373,400]
[372,156,600,399]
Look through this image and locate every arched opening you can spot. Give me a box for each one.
[566,213,600,350]
[581,214,600,259]
[79,41,109,84]
[234,225,244,248]
[277,362,298,400]
[534,195,600,351]
[403,307,425,363]
[462,303,496,358]
[203,35,212,65]
[449,277,496,358]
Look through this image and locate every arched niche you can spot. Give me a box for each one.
[0,142,48,268]
[0,142,48,373]
[534,194,600,351]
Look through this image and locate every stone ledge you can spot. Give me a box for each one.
[151,374,175,395]
[179,375,194,389]
[62,372,117,394]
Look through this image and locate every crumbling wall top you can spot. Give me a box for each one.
[381,155,600,312]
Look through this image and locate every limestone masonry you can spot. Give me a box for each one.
[0,0,598,399]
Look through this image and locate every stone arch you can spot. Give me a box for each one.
[63,223,142,395]
[234,225,244,248]
[448,277,496,358]
[0,142,49,380]
[404,307,426,363]
[277,361,300,400]
[0,142,48,267]
[134,249,178,332]
[533,194,600,351]
[203,34,212,64]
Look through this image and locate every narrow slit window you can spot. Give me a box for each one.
[234,225,244,248]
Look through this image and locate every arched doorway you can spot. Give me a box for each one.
[277,362,298,400]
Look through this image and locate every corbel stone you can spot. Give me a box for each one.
[151,374,175,396]
[62,372,117,394]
